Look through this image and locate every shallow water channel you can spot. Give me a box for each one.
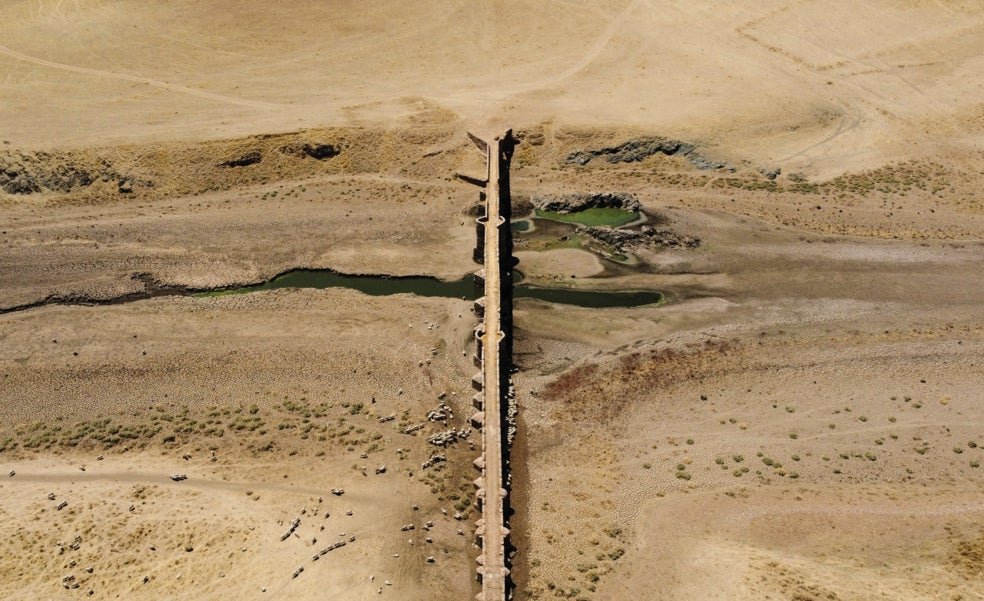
[203,270,663,308]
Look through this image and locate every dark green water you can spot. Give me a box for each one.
[200,270,662,308]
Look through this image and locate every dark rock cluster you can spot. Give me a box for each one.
[280,142,340,160]
[758,166,782,180]
[218,150,262,168]
[0,152,128,195]
[531,192,641,214]
[565,136,730,171]
[219,143,340,167]
[582,225,701,251]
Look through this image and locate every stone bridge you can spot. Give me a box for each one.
[457,130,516,601]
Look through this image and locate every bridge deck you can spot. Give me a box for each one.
[477,136,508,601]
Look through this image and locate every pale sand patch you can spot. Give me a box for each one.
[0,288,482,600]
[596,485,984,601]
[0,451,472,601]
[511,204,984,600]
[0,1,980,175]
[515,248,605,281]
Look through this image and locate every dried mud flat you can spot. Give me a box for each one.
[2,2,984,600]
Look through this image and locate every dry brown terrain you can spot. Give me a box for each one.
[1,1,983,600]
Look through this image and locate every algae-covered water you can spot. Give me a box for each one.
[534,208,640,227]
[199,270,662,308]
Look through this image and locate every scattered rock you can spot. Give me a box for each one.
[758,167,782,180]
[427,403,453,422]
[280,517,302,542]
[421,454,447,470]
[428,429,458,447]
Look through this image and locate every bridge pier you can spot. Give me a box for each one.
[474,218,487,263]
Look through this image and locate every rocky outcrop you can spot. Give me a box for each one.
[566,136,730,171]
[758,167,782,180]
[0,152,126,195]
[218,150,262,168]
[280,142,340,160]
[0,168,40,194]
[2,132,346,197]
[516,130,545,146]
[531,192,640,214]
[582,225,701,251]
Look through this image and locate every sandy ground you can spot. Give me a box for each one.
[0,290,482,600]
[2,1,983,600]
[0,1,980,176]
[508,200,984,599]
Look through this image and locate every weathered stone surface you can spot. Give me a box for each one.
[582,225,701,251]
[218,150,262,168]
[280,142,340,160]
[531,192,640,214]
[0,169,41,194]
[758,166,782,180]
[565,136,729,171]
[516,130,545,146]
[0,152,126,194]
